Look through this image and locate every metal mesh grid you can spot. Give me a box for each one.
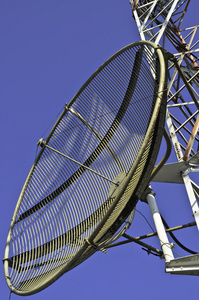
[4,41,167,295]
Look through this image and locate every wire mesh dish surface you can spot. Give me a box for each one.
[4,40,167,295]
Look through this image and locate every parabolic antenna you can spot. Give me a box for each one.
[4,40,168,295]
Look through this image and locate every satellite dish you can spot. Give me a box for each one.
[4,40,168,295]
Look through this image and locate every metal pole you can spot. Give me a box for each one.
[147,191,174,262]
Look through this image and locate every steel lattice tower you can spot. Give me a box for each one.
[131,0,199,231]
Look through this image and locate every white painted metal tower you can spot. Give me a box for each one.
[130,0,199,275]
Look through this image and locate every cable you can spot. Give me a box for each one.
[150,128,172,181]
[161,215,198,255]
[135,209,156,234]
[136,208,197,255]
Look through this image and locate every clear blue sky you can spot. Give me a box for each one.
[1,1,199,299]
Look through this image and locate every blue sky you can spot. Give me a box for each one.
[1,1,199,299]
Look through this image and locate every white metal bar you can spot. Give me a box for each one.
[180,25,199,32]
[183,115,199,160]
[167,70,199,103]
[133,10,145,40]
[132,1,155,10]
[147,192,174,262]
[155,0,180,45]
[139,0,159,32]
[133,0,159,41]
[174,49,199,56]
[167,101,199,108]
[142,23,162,33]
[183,28,197,41]
[191,168,199,173]
[182,173,199,230]
[143,0,173,33]
[174,110,198,134]
[166,109,184,161]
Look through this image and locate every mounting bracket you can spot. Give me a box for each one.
[166,254,199,275]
